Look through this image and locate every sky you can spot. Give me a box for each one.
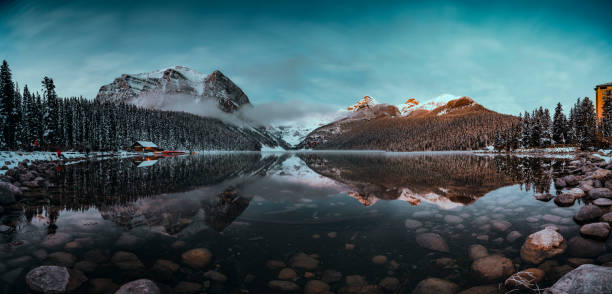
[1,0,612,117]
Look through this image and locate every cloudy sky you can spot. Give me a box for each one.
[1,0,611,116]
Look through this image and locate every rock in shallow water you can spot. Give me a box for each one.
[268,280,300,291]
[457,285,498,294]
[181,248,212,269]
[471,255,514,281]
[579,222,611,240]
[111,251,144,270]
[416,233,449,253]
[304,280,330,294]
[574,205,603,223]
[520,226,567,264]
[404,219,423,229]
[26,266,70,294]
[567,236,607,258]
[289,253,319,270]
[468,244,488,260]
[115,279,160,294]
[588,187,612,199]
[412,278,459,294]
[544,264,612,294]
[504,268,545,290]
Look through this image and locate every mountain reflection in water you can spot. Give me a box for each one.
[0,152,574,294]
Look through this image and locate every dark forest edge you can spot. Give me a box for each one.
[0,60,280,152]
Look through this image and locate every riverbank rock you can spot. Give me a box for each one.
[588,188,612,199]
[504,268,544,290]
[0,183,17,206]
[268,280,300,291]
[413,278,459,294]
[567,188,586,198]
[554,193,576,206]
[593,198,612,207]
[567,236,607,257]
[416,233,450,253]
[580,222,611,240]
[115,279,160,294]
[602,212,612,224]
[471,255,514,281]
[26,266,70,294]
[544,264,612,294]
[520,227,567,264]
[563,175,578,186]
[534,193,554,201]
[573,205,603,223]
[181,248,212,269]
[289,253,319,270]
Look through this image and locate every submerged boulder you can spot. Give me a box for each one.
[26,266,70,294]
[504,268,545,290]
[579,222,611,240]
[567,236,607,258]
[412,278,459,294]
[416,233,449,253]
[544,264,612,294]
[181,248,212,269]
[574,205,603,223]
[471,255,514,281]
[520,226,567,264]
[115,279,160,294]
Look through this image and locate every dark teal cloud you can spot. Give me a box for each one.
[1,0,611,115]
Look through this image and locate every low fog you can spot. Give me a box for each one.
[143,93,344,128]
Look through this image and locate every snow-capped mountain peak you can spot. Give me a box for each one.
[95,66,250,112]
[396,94,460,116]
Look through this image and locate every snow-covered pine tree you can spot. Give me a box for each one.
[577,97,596,149]
[13,83,24,149]
[529,108,542,148]
[521,111,531,148]
[42,77,59,147]
[541,108,552,146]
[552,102,567,144]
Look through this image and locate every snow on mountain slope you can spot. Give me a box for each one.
[396,94,460,116]
[96,66,250,112]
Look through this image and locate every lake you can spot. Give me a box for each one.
[0,152,602,293]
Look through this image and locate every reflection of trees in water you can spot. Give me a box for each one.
[493,156,564,194]
[17,154,279,231]
[47,154,277,208]
[202,187,252,232]
[300,154,564,206]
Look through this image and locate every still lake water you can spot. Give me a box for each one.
[0,152,603,293]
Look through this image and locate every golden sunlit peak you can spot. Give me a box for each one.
[349,95,378,111]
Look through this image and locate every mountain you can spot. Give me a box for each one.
[297,95,518,151]
[95,66,289,150]
[96,66,250,112]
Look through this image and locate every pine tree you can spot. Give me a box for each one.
[601,96,612,138]
[521,112,531,148]
[552,102,567,144]
[0,60,16,149]
[576,97,596,149]
[541,108,552,146]
[42,77,59,147]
